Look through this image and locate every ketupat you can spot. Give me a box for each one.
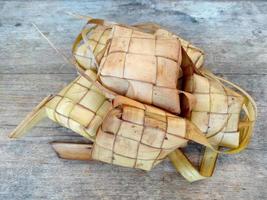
[8,67,214,171]
[98,25,183,114]
[71,17,257,181]
[170,69,257,181]
[92,96,214,171]
[9,16,256,182]
[184,73,244,148]
[73,20,204,71]
[73,18,255,147]
[73,21,203,115]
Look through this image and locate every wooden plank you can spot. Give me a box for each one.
[0,1,267,75]
[0,1,266,200]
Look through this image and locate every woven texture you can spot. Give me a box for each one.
[92,104,189,171]
[8,17,256,182]
[99,25,182,114]
[74,25,111,71]
[155,29,204,68]
[45,70,112,140]
[73,24,204,72]
[179,38,204,69]
[184,74,244,148]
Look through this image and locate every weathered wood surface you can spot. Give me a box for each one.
[0,1,266,199]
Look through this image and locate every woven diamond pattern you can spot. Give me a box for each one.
[185,74,244,148]
[99,25,182,114]
[45,70,112,140]
[92,104,188,171]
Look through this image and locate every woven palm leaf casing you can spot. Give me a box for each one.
[99,25,182,114]
[74,25,111,71]
[73,23,204,73]
[155,28,204,69]
[43,69,212,171]
[92,104,187,171]
[8,16,256,182]
[92,98,211,171]
[45,70,111,141]
[184,73,244,148]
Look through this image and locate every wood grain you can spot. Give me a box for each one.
[0,1,266,199]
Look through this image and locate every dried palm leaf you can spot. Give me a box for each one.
[92,96,213,171]
[73,20,199,115]
[170,67,257,181]
[73,20,204,73]
[9,69,216,172]
[72,17,256,181]
[9,70,111,141]
[184,73,244,148]
[9,16,257,183]
[98,25,183,113]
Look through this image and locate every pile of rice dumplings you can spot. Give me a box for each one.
[9,17,256,182]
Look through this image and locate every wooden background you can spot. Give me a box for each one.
[0,1,266,199]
